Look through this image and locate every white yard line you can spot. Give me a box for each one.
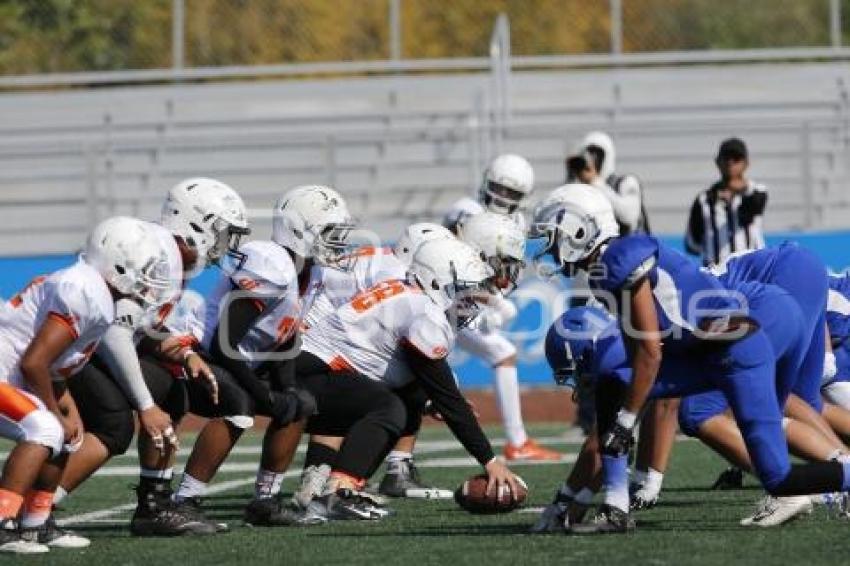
[58,441,577,527]
[1,431,587,461]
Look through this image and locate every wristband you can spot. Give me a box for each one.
[616,409,637,429]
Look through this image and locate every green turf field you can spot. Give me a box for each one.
[4,424,849,565]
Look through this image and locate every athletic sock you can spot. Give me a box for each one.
[20,490,53,529]
[255,468,285,500]
[602,454,630,513]
[386,451,413,474]
[173,473,208,502]
[326,471,365,494]
[53,486,68,506]
[493,364,528,447]
[0,489,23,520]
[304,442,339,469]
[642,467,664,498]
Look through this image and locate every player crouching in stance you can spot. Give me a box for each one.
[54,178,248,537]
[172,185,351,526]
[0,217,176,554]
[286,223,456,505]
[531,184,850,534]
[286,237,522,523]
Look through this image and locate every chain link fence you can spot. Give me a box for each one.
[0,0,848,76]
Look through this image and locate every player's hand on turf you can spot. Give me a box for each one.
[601,422,634,457]
[484,458,520,501]
[140,405,178,453]
[184,352,219,405]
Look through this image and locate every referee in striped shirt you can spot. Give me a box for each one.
[685,138,768,267]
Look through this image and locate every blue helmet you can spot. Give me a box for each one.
[544,306,627,387]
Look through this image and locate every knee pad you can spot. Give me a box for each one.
[225,415,255,430]
[91,409,135,456]
[19,410,63,456]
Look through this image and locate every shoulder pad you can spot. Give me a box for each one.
[593,235,658,292]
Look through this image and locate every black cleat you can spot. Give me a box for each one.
[244,497,302,527]
[0,518,48,554]
[130,484,217,537]
[568,504,635,535]
[378,459,453,499]
[711,467,744,490]
[21,513,90,548]
[171,496,229,533]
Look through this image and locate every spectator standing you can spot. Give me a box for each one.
[685,137,768,267]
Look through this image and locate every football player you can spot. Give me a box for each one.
[824,274,850,409]
[284,223,455,509]
[170,185,352,523]
[0,217,176,554]
[288,237,521,523]
[443,154,560,461]
[532,184,850,534]
[56,178,249,537]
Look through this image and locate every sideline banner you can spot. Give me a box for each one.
[0,231,847,387]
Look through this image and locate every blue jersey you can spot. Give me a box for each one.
[714,240,828,411]
[592,280,804,401]
[828,274,850,382]
[589,235,740,354]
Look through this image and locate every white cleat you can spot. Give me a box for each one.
[740,495,813,527]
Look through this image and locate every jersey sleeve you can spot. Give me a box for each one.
[594,235,658,293]
[44,276,102,340]
[404,312,454,360]
[226,245,296,310]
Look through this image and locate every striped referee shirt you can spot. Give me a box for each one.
[685,180,768,267]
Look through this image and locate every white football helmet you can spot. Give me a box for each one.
[160,177,250,266]
[393,223,455,266]
[532,183,619,272]
[480,154,534,214]
[272,185,355,268]
[458,212,526,293]
[85,216,178,309]
[408,238,494,327]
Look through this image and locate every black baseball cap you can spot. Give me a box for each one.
[717,137,748,160]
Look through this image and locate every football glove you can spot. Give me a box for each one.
[601,422,634,457]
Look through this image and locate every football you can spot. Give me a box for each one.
[454,473,529,514]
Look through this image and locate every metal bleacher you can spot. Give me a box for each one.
[0,61,848,256]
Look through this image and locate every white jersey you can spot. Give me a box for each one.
[442,196,527,234]
[201,240,321,365]
[303,246,408,330]
[302,280,453,388]
[0,259,115,387]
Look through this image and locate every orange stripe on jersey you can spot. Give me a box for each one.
[327,355,355,373]
[0,383,38,422]
[47,312,79,340]
[9,276,47,308]
[344,246,393,260]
